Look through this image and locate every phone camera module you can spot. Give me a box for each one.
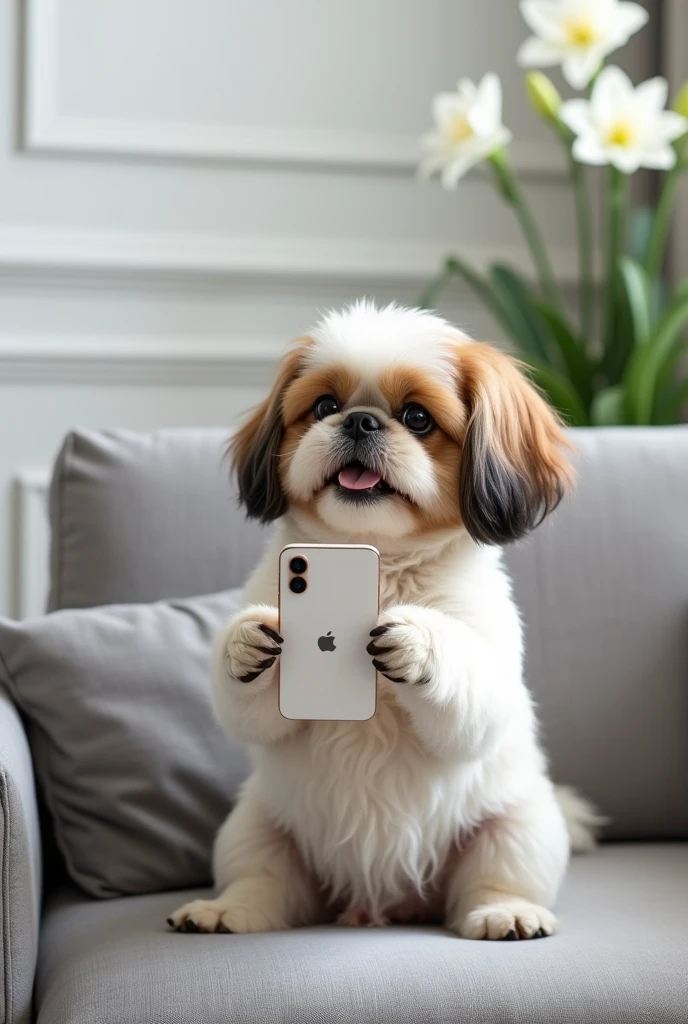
[289,556,308,575]
[289,576,307,594]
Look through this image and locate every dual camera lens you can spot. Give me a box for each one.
[288,555,308,594]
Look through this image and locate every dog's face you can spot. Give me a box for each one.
[232,304,573,545]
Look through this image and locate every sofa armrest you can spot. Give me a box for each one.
[0,687,42,1024]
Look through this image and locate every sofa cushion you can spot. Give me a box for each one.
[34,844,688,1024]
[48,429,267,611]
[0,590,249,898]
[505,426,688,840]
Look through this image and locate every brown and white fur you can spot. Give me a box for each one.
[169,302,601,941]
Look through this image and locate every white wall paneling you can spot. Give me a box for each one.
[0,335,281,387]
[14,469,51,619]
[0,0,660,617]
[24,0,565,177]
[0,225,587,285]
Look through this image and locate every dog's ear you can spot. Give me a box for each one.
[230,341,308,522]
[457,343,574,545]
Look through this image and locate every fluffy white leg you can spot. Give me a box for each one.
[445,787,569,941]
[212,603,302,744]
[168,781,321,933]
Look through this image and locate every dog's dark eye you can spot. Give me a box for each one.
[401,403,434,435]
[314,394,340,420]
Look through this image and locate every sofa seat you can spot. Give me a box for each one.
[35,844,688,1024]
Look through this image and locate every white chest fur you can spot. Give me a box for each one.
[255,689,483,912]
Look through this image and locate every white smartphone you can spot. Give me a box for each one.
[278,544,380,721]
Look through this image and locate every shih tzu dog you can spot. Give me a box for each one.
[169,301,599,940]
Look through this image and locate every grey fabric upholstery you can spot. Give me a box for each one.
[0,590,249,898]
[47,425,688,840]
[505,426,688,840]
[0,689,42,1024]
[34,845,688,1024]
[48,428,267,611]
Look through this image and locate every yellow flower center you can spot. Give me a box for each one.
[447,113,473,145]
[607,121,634,148]
[566,16,598,47]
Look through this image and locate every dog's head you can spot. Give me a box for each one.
[231,303,573,544]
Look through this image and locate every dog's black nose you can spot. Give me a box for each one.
[341,411,381,441]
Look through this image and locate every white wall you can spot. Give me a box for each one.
[0,0,659,617]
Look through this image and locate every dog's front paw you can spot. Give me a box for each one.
[457,900,558,941]
[366,607,434,685]
[167,897,280,934]
[223,605,283,683]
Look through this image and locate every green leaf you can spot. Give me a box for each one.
[624,287,688,423]
[617,257,652,346]
[442,256,513,336]
[603,257,652,386]
[628,206,655,265]
[488,264,553,364]
[656,379,688,424]
[652,335,688,418]
[650,275,670,324]
[521,358,589,426]
[590,386,627,426]
[531,300,594,406]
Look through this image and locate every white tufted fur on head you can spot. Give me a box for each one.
[306,300,468,388]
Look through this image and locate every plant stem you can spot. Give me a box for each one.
[569,154,595,340]
[603,166,630,356]
[489,151,565,312]
[645,141,687,280]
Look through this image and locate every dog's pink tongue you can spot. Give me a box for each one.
[338,466,381,490]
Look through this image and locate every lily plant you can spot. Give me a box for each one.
[419,0,688,426]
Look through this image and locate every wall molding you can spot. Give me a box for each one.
[14,468,51,619]
[0,226,586,285]
[0,335,282,386]
[24,0,565,177]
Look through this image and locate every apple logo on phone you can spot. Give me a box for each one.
[317,631,336,652]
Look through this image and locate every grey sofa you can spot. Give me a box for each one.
[2,426,688,1024]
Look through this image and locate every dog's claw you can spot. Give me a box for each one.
[183,919,200,933]
[259,624,284,644]
[238,669,262,683]
[370,624,396,637]
[366,640,389,656]
[371,658,388,673]
[502,929,517,941]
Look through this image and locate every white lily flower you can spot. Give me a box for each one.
[419,73,512,189]
[560,66,688,173]
[518,0,648,90]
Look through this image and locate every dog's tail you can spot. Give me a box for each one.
[555,785,607,853]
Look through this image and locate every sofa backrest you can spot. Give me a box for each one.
[48,426,688,840]
[48,429,268,611]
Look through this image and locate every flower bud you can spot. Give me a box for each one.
[526,71,562,122]
[672,81,688,120]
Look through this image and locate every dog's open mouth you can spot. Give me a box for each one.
[328,462,395,500]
